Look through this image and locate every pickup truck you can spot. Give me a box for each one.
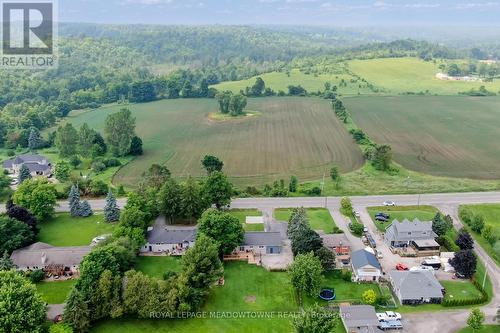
[376,311,402,322]
[378,320,403,330]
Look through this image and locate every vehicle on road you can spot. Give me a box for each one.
[383,201,396,206]
[378,320,403,330]
[377,311,402,322]
[396,263,409,271]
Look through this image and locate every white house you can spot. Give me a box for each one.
[3,154,52,177]
[140,228,197,255]
[351,249,382,282]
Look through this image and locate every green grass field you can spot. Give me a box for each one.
[38,213,115,246]
[459,204,500,266]
[135,256,182,279]
[367,205,439,232]
[211,68,372,96]
[346,95,500,179]
[66,97,364,187]
[274,208,342,234]
[441,280,483,302]
[228,209,264,232]
[36,280,76,304]
[348,57,500,95]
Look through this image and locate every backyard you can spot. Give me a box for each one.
[367,205,439,232]
[228,209,265,232]
[91,262,348,333]
[35,280,76,304]
[274,208,342,234]
[135,256,182,279]
[38,213,116,246]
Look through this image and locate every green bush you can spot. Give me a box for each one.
[29,269,45,283]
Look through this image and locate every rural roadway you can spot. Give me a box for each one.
[35,191,500,332]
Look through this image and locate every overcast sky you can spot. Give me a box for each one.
[59,0,500,26]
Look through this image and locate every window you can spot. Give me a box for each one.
[259,246,264,249]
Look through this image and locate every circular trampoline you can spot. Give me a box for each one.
[319,288,336,301]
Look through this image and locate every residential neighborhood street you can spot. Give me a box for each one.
[20,191,500,332]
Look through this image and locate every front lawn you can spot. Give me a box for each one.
[38,213,116,246]
[459,204,500,266]
[135,256,182,279]
[36,279,76,304]
[367,205,439,232]
[456,325,500,333]
[302,270,381,306]
[228,209,265,232]
[274,208,342,234]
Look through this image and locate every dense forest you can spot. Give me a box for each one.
[0,24,497,150]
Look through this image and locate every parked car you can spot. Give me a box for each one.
[378,320,403,330]
[396,263,409,271]
[377,311,402,322]
[455,272,466,279]
[375,215,389,222]
[422,256,442,270]
[366,234,377,248]
[383,201,396,206]
[376,212,390,219]
[376,250,383,259]
[353,210,361,218]
[10,178,18,185]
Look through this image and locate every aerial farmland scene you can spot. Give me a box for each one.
[0,1,500,333]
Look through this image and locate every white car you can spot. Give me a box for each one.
[377,311,402,322]
[353,210,361,218]
[383,201,396,206]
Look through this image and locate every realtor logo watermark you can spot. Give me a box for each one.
[1,0,58,69]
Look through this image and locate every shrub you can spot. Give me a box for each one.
[102,158,122,168]
[91,161,107,173]
[29,269,45,283]
[350,222,364,236]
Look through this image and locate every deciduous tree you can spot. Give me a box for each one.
[293,304,337,333]
[450,249,477,278]
[0,270,46,333]
[56,123,78,157]
[201,155,224,175]
[13,179,57,220]
[203,171,232,209]
[289,252,323,296]
[467,308,485,333]
[197,208,244,255]
[456,229,474,250]
[104,108,136,157]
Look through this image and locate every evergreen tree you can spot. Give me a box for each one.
[0,251,15,270]
[79,200,93,217]
[129,136,143,155]
[63,288,91,333]
[104,189,120,222]
[68,185,81,217]
[18,164,32,183]
[28,127,43,151]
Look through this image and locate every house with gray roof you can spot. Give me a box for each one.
[140,228,197,255]
[351,249,382,282]
[339,305,383,333]
[10,242,91,274]
[321,233,351,267]
[236,232,282,255]
[384,219,440,256]
[389,270,444,305]
[3,154,52,177]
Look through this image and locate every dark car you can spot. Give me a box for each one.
[376,212,390,219]
[375,215,389,222]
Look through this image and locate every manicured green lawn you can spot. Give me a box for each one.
[205,262,297,312]
[38,213,116,246]
[274,208,342,234]
[36,280,76,304]
[228,209,264,232]
[455,325,500,333]
[459,204,500,266]
[302,270,381,307]
[367,205,439,232]
[135,256,182,279]
[441,280,482,302]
